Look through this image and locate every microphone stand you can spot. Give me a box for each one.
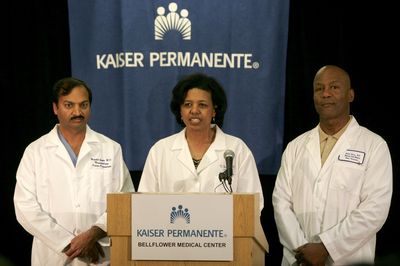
[219,171,233,194]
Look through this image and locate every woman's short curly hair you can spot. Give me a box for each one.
[170,73,227,127]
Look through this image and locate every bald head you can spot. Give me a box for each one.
[314,65,351,89]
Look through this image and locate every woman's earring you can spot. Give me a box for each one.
[211,117,216,128]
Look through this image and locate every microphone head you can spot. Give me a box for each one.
[224,149,235,159]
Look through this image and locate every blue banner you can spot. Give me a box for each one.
[68,0,289,174]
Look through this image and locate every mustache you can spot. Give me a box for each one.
[71,115,85,120]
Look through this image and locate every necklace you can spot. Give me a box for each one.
[187,128,216,168]
[192,158,201,168]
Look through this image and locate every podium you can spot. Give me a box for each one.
[107,193,268,265]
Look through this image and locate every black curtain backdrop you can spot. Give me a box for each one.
[2,1,398,265]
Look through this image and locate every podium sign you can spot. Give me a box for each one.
[131,193,233,261]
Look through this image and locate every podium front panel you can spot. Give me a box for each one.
[131,193,233,261]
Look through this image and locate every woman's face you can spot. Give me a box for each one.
[180,88,216,131]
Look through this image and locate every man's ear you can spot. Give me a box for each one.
[348,88,355,103]
[52,102,58,115]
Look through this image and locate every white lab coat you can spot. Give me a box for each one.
[272,116,392,265]
[138,126,264,213]
[14,125,135,266]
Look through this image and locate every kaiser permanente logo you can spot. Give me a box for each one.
[96,2,260,70]
[155,2,191,40]
[170,205,191,224]
[135,204,227,248]
[135,204,225,239]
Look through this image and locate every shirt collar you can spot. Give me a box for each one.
[319,116,352,141]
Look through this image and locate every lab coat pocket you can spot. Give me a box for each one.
[330,160,365,194]
[89,168,115,203]
[327,160,366,218]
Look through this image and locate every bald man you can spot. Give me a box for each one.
[272,65,393,265]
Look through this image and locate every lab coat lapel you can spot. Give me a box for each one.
[76,126,99,165]
[322,118,359,170]
[173,129,198,175]
[47,126,72,164]
[196,127,224,173]
[306,126,322,169]
[196,148,218,173]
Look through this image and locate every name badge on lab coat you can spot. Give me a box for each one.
[338,149,365,165]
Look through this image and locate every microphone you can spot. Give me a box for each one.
[224,150,235,184]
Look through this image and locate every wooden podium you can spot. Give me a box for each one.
[107,193,268,265]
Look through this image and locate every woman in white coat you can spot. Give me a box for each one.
[272,65,393,265]
[14,77,135,265]
[138,73,264,214]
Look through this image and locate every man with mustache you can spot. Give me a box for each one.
[14,77,135,265]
